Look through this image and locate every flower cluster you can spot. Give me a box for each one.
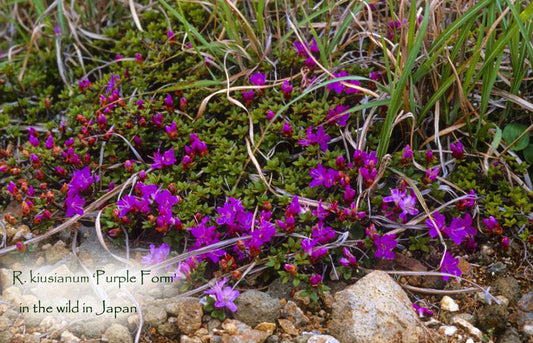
[327,71,361,95]
[293,38,320,68]
[426,211,477,245]
[65,167,96,217]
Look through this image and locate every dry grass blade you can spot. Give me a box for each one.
[128,0,144,32]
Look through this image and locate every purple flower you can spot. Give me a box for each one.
[309,163,338,188]
[457,190,476,209]
[309,273,322,287]
[164,94,174,109]
[328,71,348,94]
[286,196,301,216]
[266,110,275,121]
[450,141,464,159]
[423,167,439,184]
[117,195,138,217]
[281,80,293,98]
[444,213,476,245]
[401,145,413,163]
[326,104,350,126]
[7,181,17,194]
[398,193,419,222]
[152,148,176,169]
[426,149,434,162]
[172,262,191,281]
[343,184,356,203]
[29,135,39,147]
[152,112,163,127]
[204,277,240,312]
[301,238,328,260]
[135,53,142,64]
[311,222,335,244]
[383,188,405,206]
[369,71,382,81]
[65,194,85,217]
[441,252,462,281]
[298,126,330,152]
[294,41,308,57]
[243,90,254,104]
[155,189,178,215]
[249,72,266,86]
[281,121,292,137]
[339,247,357,267]
[483,216,500,233]
[65,138,75,147]
[141,243,170,265]
[189,217,224,263]
[168,29,175,40]
[413,303,434,317]
[426,212,446,238]
[165,121,178,136]
[69,167,94,193]
[374,234,397,260]
[501,236,510,250]
[45,135,54,149]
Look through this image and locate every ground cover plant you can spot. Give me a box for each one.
[1,0,533,341]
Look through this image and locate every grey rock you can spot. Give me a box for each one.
[144,305,168,326]
[497,327,521,343]
[293,335,310,343]
[266,335,279,343]
[60,330,80,343]
[158,317,179,338]
[104,324,132,343]
[235,290,281,327]
[267,278,294,300]
[282,301,309,328]
[488,262,507,275]
[329,271,434,343]
[0,331,13,343]
[207,319,222,333]
[452,313,476,326]
[44,240,70,264]
[68,320,106,338]
[518,292,533,313]
[475,302,509,331]
[307,335,340,343]
[181,335,202,343]
[165,297,203,334]
[0,317,10,331]
[493,277,521,305]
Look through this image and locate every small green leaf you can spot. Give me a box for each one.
[293,278,300,287]
[523,144,533,163]
[503,123,530,151]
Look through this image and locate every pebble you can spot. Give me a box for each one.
[451,316,482,340]
[143,305,168,326]
[278,318,299,336]
[254,322,276,336]
[60,330,80,343]
[438,325,457,336]
[104,324,132,343]
[487,262,507,275]
[440,296,459,312]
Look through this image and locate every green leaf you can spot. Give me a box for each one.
[503,123,530,151]
[293,278,300,287]
[523,144,533,163]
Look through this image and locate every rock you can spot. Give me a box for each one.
[282,301,309,328]
[267,278,294,300]
[307,335,340,343]
[452,313,475,326]
[329,271,433,343]
[451,317,482,340]
[475,302,509,331]
[40,316,67,338]
[278,318,299,336]
[234,290,281,327]
[438,326,457,336]
[207,319,221,333]
[144,305,168,326]
[0,331,13,343]
[440,296,459,312]
[480,245,494,256]
[60,330,80,343]
[498,327,521,343]
[158,317,179,338]
[0,317,10,331]
[164,297,203,335]
[181,335,202,343]
[220,319,269,343]
[104,324,132,343]
[294,291,320,313]
[45,240,70,264]
[493,277,521,305]
[519,292,533,313]
[254,322,276,336]
[0,268,13,291]
[68,320,105,338]
[266,335,279,343]
[487,262,507,275]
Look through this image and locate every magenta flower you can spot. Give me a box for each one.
[457,190,476,209]
[311,222,336,244]
[45,135,54,149]
[301,238,328,260]
[426,212,446,238]
[344,184,356,203]
[413,303,434,317]
[141,243,170,265]
[189,217,224,263]
[281,80,293,99]
[298,126,330,152]
[282,121,292,137]
[65,194,85,217]
[168,29,175,40]
[135,53,143,64]
[483,216,500,233]
[250,72,266,86]
[7,181,17,194]
[309,273,322,287]
[339,247,357,267]
[501,236,510,250]
[426,149,435,162]
[423,167,439,184]
[266,110,275,121]
[29,135,39,147]
[309,163,338,188]
[401,145,413,163]
[155,189,179,215]
[444,213,476,245]
[164,94,174,109]
[328,71,348,94]
[204,277,240,312]
[450,141,464,159]
[243,90,254,104]
[152,112,163,127]
[373,234,397,260]
[152,148,176,169]
[326,104,350,126]
[441,252,462,281]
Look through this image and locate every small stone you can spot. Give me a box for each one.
[278,319,298,336]
[282,301,309,328]
[475,302,509,331]
[487,262,507,275]
[523,323,533,336]
[127,315,140,331]
[438,325,457,336]
[440,296,459,312]
[307,335,340,343]
[465,339,474,343]
[144,305,168,326]
[0,331,13,343]
[104,324,132,343]
[0,317,10,331]
[518,292,533,313]
[493,277,521,305]
[173,297,203,335]
[60,331,80,343]
[266,335,279,343]
[207,319,221,333]
[234,290,281,327]
[497,327,521,343]
[158,317,179,338]
[0,269,13,291]
[181,335,202,343]
[480,245,494,256]
[451,317,482,340]
[254,322,276,336]
[452,313,475,325]
[44,240,70,264]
